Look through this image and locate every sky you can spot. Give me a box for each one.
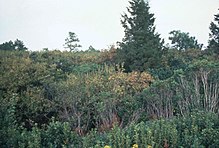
[0,0,219,51]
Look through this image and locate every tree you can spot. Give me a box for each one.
[0,39,28,51]
[87,45,96,52]
[0,40,14,50]
[14,39,28,51]
[208,9,219,55]
[169,30,203,50]
[118,0,164,72]
[63,32,82,52]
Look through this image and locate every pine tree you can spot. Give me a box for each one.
[64,32,82,52]
[208,9,219,55]
[118,0,163,72]
[14,39,28,51]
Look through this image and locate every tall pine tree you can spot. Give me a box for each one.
[118,0,163,72]
[208,9,219,55]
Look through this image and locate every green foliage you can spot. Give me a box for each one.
[0,39,28,51]
[175,111,219,147]
[72,63,100,74]
[79,111,219,147]
[99,45,117,65]
[87,45,97,52]
[0,42,218,147]
[14,39,28,51]
[2,107,219,147]
[135,58,219,119]
[208,9,219,55]
[51,65,154,133]
[156,48,206,80]
[63,32,82,52]
[41,119,79,147]
[0,40,14,50]
[0,50,57,128]
[0,94,20,147]
[118,0,163,71]
[169,30,203,50]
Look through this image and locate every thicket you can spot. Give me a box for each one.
[0,47,219,147]
[0,0,219,147]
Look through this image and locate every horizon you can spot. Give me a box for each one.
[0,0,219,50]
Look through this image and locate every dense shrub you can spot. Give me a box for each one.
[0,49,219,147]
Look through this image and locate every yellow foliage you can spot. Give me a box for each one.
[132,144,138,148]
[109,71,153,95]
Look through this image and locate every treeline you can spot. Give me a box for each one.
[1,46,219,147]
[0,0,219,147]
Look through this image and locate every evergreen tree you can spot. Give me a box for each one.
[14,39,28,51]
[208,9,219,55]
[0,39,28,51]
[118,0,164,72]
[63,32,82,52]
[0,40,14,50]
[169,30,203,50]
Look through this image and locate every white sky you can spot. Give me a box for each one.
[0,0,219,50]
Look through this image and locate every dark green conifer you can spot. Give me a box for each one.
[118,0,163,72]
[208,9,219,55]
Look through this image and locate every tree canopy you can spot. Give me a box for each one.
[0,39,28,51]
[208,9,219,55]
[118,0,164,72]
[169,30,203,50]
[63,32,82,52]
[1,3,219,148]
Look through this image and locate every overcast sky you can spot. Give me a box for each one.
[0,0,219,50]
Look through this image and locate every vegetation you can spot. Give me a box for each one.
[0,39,28,51]
[63,32,82,52]
[117,0,164,72]
[169,30,203,50]
[0,0,219,147]
[208,9,219,55]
